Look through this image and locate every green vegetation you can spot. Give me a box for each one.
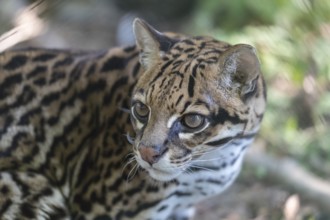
[190,0,330,176]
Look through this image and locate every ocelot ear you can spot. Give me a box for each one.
[219,44,261,100]
[133,18,177,70]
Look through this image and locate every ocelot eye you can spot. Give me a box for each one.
[132,102,150,122]
[181,114,206,130]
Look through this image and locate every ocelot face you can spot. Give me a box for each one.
[130,20,266,181]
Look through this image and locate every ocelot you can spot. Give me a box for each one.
[0,19,266,220]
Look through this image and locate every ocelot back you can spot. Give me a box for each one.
[0,19,266,220]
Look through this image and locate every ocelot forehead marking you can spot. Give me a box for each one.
[143,38,231,114]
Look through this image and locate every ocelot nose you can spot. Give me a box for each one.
[138,145,167,165]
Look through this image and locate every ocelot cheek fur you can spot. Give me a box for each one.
[0,18,266,220]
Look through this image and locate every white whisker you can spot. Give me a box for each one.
[192,156,225,163]
[124,152,135,160]
[189,165,216,172]
[122,156,136,174]
[131,164,139,179]
[127,163,139,182]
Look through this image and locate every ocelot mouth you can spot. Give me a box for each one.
[145,166,182,182]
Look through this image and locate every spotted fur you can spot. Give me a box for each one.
[0,19,266,220]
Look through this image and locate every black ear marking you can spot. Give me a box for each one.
[242,75,259,102]
[137,19,178,52]
[133,18,178,69]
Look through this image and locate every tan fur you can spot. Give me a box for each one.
[0,19,266,219]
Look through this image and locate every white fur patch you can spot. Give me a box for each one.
[179,133,194,140]
[135,120,144,130]
[167,115,178,128]
[132,93,146,102]
[220,54,238,89]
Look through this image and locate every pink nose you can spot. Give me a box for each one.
[138,145,165,165]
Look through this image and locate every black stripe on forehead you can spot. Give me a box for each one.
[188,75,195,97]
[149,60,174,86]
[147,84,155,103]
[175,95,184,107]
[187,65,198,97]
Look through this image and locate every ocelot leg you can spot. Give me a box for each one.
[0,171,70,220]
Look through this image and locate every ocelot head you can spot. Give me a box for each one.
[130,19,266,181]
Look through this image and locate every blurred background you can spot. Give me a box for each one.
[0,0,329,219]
